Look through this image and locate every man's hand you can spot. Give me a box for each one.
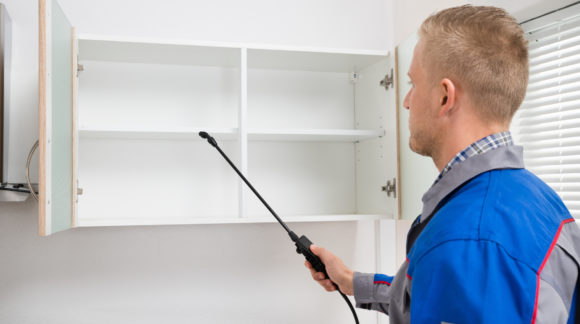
[304,244,354,296]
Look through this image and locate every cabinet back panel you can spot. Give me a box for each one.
[248,69,354,129]
[78,61,239,130]
[247,142,356,216]
[77,138,239,223]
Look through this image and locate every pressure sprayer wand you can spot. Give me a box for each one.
[198,131,297,241]
[199,131,359,324]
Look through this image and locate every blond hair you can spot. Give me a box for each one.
[419,5,529,123]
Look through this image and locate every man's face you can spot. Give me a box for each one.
[403,40,440,157]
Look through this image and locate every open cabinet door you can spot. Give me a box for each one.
[355,54,398,216]
[395,33,437,221]
[38,0,77,236]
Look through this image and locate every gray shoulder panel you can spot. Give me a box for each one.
[421,145,524,223]
[536,277,570,324]
[537,221,580,323]
[558,222,580,268]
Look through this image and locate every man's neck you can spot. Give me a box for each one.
[432,124,509,172]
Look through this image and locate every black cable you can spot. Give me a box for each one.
[0,184,35,194]
[340,291,359,324]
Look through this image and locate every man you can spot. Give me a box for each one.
[305,5,580,323]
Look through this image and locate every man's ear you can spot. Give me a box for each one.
[439,78,456,117]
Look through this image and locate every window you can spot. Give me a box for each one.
[516,4,580,218]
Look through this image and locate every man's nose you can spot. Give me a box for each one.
[403,90,411,110]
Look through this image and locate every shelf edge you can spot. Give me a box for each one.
[77,214,391,227]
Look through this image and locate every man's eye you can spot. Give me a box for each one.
[408,80,414,87]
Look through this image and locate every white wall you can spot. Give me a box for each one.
[58,0,394,51]
[0,199,386,323]
[0,0,394,323]
[392,0,465,49]
[392,0,578,51]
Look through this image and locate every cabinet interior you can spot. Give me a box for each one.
[76,37,396,226]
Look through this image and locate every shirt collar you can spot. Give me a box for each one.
[434,131,514,185]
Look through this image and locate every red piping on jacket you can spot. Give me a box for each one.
[531,218,575,324]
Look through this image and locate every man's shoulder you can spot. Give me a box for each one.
[479,168,573,268]
[412,168,573,269]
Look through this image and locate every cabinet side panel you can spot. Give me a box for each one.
[49,0,73,234]
[0,5,5,183]
[239,48,248,218]
[71,28,77,227]
[38,0,47,236]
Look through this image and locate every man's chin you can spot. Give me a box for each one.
[409,139,430,157]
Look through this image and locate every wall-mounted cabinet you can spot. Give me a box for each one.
[39,0,398,235]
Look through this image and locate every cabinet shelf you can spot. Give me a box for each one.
[79,127,238,141]
[77,214,388,227]
[78,34,387,72]
[248,128,385,142]
[78,36,241,67]
[78,127,385,142]
[248,48,388,73]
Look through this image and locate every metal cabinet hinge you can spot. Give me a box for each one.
[379,68,394,90]
[350,71,360,84]
[382,178,396,198]
[76,63,84,78]
[77,180,83,196]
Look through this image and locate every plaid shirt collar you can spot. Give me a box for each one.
[434,131,513,184]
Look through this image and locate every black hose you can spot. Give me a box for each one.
[339,290,359,324]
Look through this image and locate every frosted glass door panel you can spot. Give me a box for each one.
[38,0,75,236]
[50,0,74,233]
[355,57,397,215]
[396,33,438,220]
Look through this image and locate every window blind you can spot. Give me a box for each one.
[518,4,580,218]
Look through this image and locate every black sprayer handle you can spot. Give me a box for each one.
[295,235,328,275]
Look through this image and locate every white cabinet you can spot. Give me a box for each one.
[39,0,398,235]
